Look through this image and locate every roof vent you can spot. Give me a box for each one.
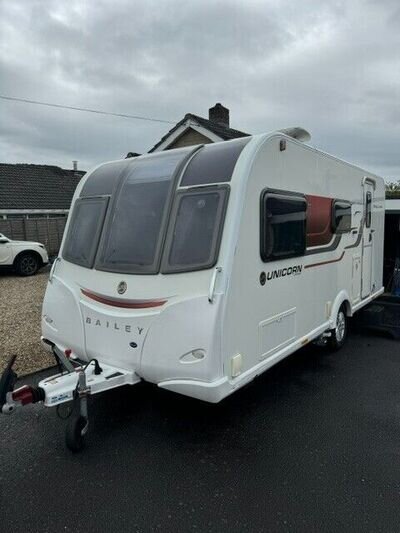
[278,127,311,143]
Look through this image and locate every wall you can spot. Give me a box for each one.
[0,216,67,256]
[166,128,212,149]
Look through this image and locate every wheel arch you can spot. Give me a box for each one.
[13,249,44,268]
[329,290,352,329]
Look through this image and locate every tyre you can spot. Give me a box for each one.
[15,253,40,276]
[65,415,87,453]
[328,304,348,351]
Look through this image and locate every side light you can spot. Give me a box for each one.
[43,315,53,324]
[179,350,206,364]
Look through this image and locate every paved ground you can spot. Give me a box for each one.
[0,330,400,532]
[0,269,53,375]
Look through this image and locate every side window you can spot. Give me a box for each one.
[260,190,307,262]
[332,200,352,233]
[366,191,372,228]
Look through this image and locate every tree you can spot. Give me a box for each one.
[386,181,400,199]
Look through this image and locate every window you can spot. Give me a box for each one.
[306,195,333,247]
[63,197,108,268]
[366,191,372,228]
[180,137,249,186]
[162,187,229,273]
[260,190,307,262]
[332,200,352,233]
[97,148,193,274]
[81,159,129,197]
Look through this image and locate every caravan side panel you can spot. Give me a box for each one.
[221,135,384,386]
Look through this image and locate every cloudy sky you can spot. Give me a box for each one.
[0,0,399,179]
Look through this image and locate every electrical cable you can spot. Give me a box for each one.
[0,94,176,124]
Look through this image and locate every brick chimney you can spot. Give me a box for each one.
[209,103,229,127]
[72,160,78,171]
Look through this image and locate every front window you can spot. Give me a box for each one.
[180,137,249,186]
[63,197,108,268]
[161,187,229,273]
[63,145,234,274]
[97,148,193,273]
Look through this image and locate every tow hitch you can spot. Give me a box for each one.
[0,347,140,452]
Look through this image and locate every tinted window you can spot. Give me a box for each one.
[180,137,250,186]
[63,197,108,268]
[366,192,372,228]
[162,187,229,272]
[97,148,192,273]
[332,200,352,233]
[261,191,307,262]
[81,160,129,197]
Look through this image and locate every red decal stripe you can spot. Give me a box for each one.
[81,289,167,309]
[306,194,333,247]
[305,251,345,269]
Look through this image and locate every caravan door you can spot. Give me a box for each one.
[361,182,374,298]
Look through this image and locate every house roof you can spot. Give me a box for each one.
[0,164,85,210]
[148,113,250,152]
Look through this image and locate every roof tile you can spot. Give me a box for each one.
[148,113,249,152]
[0,164,85,210]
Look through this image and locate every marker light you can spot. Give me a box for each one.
[11,385,45,405]
[12,386,34,405]
[180,350,206,363]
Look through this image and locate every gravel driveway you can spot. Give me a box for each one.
[0,269,54,375]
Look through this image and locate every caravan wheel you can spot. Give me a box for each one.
[328,305,348,351]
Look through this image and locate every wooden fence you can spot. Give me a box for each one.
[0,216,67,256]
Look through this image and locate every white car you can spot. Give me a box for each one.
[0,233,49,276]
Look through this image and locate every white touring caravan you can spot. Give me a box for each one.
[1,129,385,451]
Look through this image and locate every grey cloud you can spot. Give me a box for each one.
[0,0,399,179]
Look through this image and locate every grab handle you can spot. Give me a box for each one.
[49,256,61,283]
[208,267,222,303]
